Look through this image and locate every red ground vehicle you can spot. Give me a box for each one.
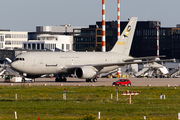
[112,79,131,86]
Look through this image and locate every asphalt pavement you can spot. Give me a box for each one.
[0,77,180,86]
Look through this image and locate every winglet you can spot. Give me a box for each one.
[5,58,12,63]
[110,17,138,55]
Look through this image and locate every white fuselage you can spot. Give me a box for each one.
[11,51,131,75]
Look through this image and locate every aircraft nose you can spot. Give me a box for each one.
[11,62,17,70]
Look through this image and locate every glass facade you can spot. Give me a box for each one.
[74,37,95,43]
[0,35,4,42]
[5,34,27,38]
[73,22,117,51]
[126,21,180,60]
[75,44,95,50]
[73,20,180,60]
[73,28,101,51]
[171,28,180,59]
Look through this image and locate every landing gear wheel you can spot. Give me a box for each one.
[62,77,67,82]
[55,77,61,82]
[93,78,97,82]
[22,78,25,83]
[86,79,91,82]
[55,78,58,82]
[31,79,35,83]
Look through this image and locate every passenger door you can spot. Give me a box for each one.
[31,57,37,66]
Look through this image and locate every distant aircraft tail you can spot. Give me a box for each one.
[110,17,138,55]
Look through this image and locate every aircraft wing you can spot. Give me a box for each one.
[123,55,166,62]
[91,59,174,68]
[64,59,174,69]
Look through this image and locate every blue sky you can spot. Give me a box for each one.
[0,0,179,31]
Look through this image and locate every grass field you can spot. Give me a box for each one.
[0,85,180,120]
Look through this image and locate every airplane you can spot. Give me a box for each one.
[9,17,173,82]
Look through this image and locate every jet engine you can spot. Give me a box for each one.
[75,67,96,79]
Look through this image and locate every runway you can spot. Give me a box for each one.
[1,77,180,86]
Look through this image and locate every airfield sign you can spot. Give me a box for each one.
[121,91,140,104]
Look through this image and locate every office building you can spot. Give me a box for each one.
[73,28,102,51]
[23,35,73,51]
[0,30,28,50]
[177,24,180,28]
[26,25,82,51]
[73,21,117,51]
[73,20,180,60]
[29,25,82,40]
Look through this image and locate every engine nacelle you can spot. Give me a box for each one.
[75,67,96,79]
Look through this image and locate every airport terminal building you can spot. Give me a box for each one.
[26,25,82,51]
[23,35,73,51]
[0,30,28,50]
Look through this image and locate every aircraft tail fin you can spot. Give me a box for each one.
[110,17,138,55]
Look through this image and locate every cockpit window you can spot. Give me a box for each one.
[12,58,25,62]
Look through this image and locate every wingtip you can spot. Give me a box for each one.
[5,58,12,63]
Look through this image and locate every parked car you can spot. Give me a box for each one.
[112,79,131,86]
[4,75,34,83]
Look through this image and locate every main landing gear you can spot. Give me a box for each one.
[86,78,97,82]
[55,76,67,82]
